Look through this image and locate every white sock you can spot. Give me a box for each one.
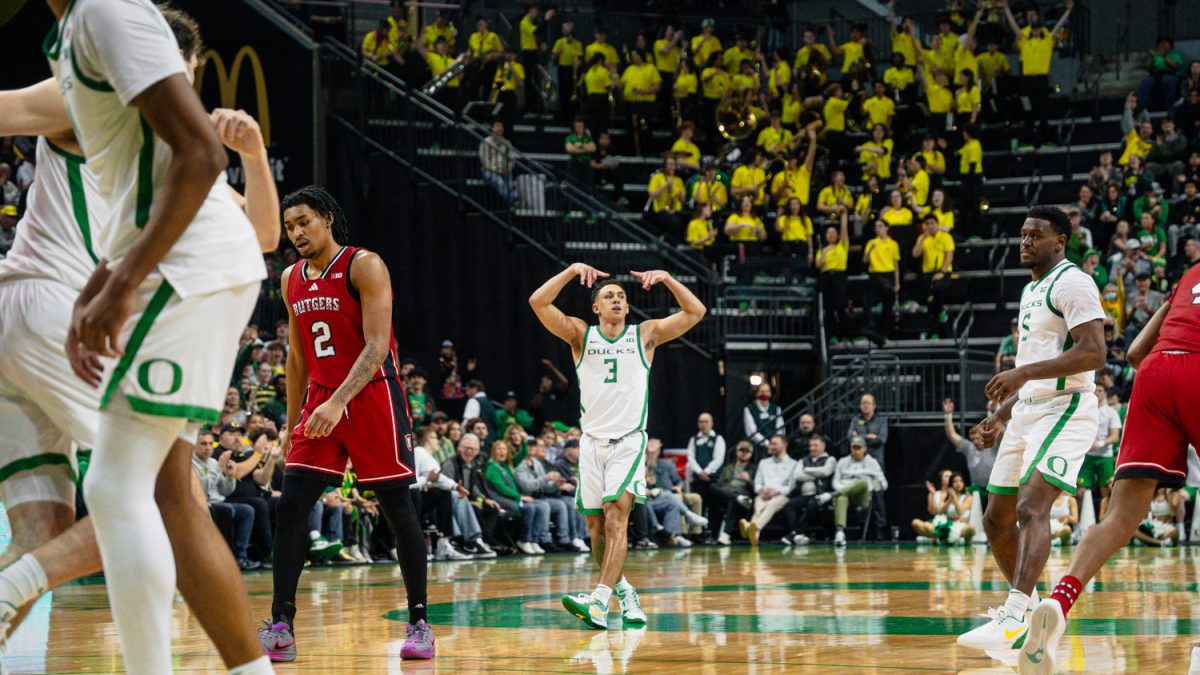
[1190,646,1200,673]
[229,655,274,675]
[615,576,633,593]
[84,401,186,675]
[1031,588,1040,605]
[0,554,48,618]
[593,584,613,606]
[1003,588,1031,618]
[310,530,321,541]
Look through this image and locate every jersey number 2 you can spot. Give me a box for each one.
[603,358,618,383]
[311,321,336,358]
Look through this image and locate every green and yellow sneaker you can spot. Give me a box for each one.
[562,592,608,629]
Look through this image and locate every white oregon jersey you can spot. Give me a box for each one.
[1015,258,1105,400]
[576,324,651,439]
[0,137,103,290]
[45,0,264,298]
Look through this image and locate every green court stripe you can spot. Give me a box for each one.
[135,116,155,228]
[1020,392,1080,485]
[99,281,175,410]
[602,432,646,503]
[62,153,98,264]
[0,453,76,484]
[126,396,220,423]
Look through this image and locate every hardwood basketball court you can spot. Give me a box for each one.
[4,544,1193,673]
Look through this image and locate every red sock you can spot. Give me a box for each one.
[1050,575,1083,616]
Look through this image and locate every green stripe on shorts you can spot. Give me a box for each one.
[99,281,175,411]
[0,453,76,485]
[603,432,646,503]
[1020,392,1081,490]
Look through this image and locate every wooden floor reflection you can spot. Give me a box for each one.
[6,544,1196,673]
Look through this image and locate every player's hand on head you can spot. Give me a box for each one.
[572,262,609,287]
[210,108,264,158]
[631,269,669,290]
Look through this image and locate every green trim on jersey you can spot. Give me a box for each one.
[0,453,76,485]
[603,432,647,503]
[574,326,590,370]
[986,484,1019,495]
[56,146,99,264]
[42,0,74,59]
[100,281,175,410]
[135,116,155,228]
[595,324,627,344]
[1055,334,1075,390]
[44,138,85,163]
[126,396,220,423]
[1030,259,1071,292]
[69,45,114,92]
[1043,262,1075,319]
[1019,392,1081,488]
[635,323,651,370]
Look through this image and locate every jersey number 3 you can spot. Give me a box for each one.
[311,321,336,358]
[603,358,618,383]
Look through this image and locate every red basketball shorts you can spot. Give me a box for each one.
[1114,351,1200,487]
[286,378,416,488]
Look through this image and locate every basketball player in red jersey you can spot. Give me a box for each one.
[1018,262,1200,674]
[258,187,433,662]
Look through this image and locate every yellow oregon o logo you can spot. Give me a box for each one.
[195,45,271,147]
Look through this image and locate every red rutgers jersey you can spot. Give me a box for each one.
[287,245,401,388]
[285,245,415,487]
[1156,264,1200,355]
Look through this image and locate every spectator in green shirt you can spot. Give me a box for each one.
[995,317,1018,373]
[1082,249,1108,290]
[1137,36,1183,112]
[1132,187,1170,229]
[564,118,596,185]
[1064,207,1093,264]
[1134,210,1168,258]
[496,391,535,435]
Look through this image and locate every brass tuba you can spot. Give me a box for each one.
[716,98,756,141]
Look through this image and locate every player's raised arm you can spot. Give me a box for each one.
[1127,300,1171,369]
[528,263,597,350]
[0,78,72,138]
[281,265,307,454]
[632,270,707,348]
[305,251,393,438]
[75,73,228,356]
[213,108,281,253]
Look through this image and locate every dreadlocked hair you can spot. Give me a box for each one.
[281,186,350,245]
[157,3,203,62]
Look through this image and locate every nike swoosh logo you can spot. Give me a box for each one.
[1025,647,1044,663]
[1004,627,1027,640]
[271,640,295,650]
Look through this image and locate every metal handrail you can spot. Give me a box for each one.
[952,302,975,352]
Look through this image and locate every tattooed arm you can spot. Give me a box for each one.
[301,250,394,438]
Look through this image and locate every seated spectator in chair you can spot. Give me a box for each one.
[781,435,836,546]
[479,120,519,205]
[911,469,975,544]
[411,427,475,561]
[516,438,590,552]
[789,414,819,460]
[830,436,888,546]
[591,131,625,205]
[685,412,725,524]
[643,453,694,548]
[565,118,596,185]
[484,440,549,555]
[192,429,257,570]
[1048,491,1079,547]
[942,398,997,493]
[739,434,797,546]
[713,442,756,545]
[1137,37,1183,112]
[441,433,502,551]
[496,390,535,436]
[217,425,281,564]
[647,438,708,537]
[553,438,580,484]
[847,392,888,469]
[1124,271,1163,343]
[743,382,785,459]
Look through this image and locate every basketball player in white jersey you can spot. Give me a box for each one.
[14,2,278,672]
[957,206,1105,655]
[529,263,706,629]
